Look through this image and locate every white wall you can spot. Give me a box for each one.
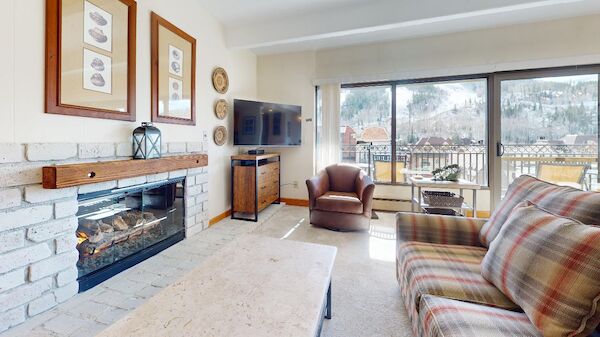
[0,0,257,218]
[257,52,316,200]
[257,14,600,211]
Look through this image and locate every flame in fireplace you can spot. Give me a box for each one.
[76,231,89,245]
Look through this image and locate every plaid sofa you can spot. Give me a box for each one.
[396,175,600,337]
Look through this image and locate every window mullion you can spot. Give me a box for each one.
[391,84,397,184]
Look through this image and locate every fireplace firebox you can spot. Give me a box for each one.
[75,179,185,291]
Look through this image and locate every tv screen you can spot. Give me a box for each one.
[234,99,302,146]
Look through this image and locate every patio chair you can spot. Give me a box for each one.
[374,161,405,183]
[536,162,589,190]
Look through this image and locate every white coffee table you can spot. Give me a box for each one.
[97,234,337,337]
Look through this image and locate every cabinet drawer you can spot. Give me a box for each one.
[258,190,279,211]
[259,173,278,184]
[258,162,279,177]
[258,183,278,198]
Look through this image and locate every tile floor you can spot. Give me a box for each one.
[2,205,411,337]
[1,205,283,337]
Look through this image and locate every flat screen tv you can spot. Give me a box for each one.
[234,99,302,147]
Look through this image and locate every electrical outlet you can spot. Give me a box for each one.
[293,181,299,189]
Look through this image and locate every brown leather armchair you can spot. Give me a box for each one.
[306,164,375,231]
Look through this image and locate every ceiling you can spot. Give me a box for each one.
[197,0,600,55]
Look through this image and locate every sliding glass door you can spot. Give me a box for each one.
[493,70,599,203]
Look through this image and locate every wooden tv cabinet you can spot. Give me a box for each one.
[231,153,280,221]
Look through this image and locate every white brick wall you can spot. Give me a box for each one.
[54,200,78,219]
[186,142,203,153]
[78,180,117,195]
[29,252,79,282]
[0,269,25,293]
[115,142,133,157]
[0,189,21,210]
[56,267,78,287]
[168,142,186,153]
[27,293,57,316]
[26,144,77,162]
[0,231,25,254]
[78,143,115,159]
[24,185,77,204]
[117,176,147,188]
[0,142,210,333]
[0,278,53,310]
[0,244,53,274]
[0,162,45,188]
[0,307,24,332]
[0,205,53,233]
[0,144,24,164]
[27,217,78,243]
[55,234,78,255]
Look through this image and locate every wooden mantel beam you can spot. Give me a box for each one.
[43,154,208,189]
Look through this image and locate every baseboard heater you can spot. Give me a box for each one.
[372,197,412,212]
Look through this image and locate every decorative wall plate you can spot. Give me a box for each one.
[212,67,229,94]
[213,126,227,146]
[214,99,228,120]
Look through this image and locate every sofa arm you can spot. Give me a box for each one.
[396,212,486,247]
[356,172,375,217]
[306,170,329,209]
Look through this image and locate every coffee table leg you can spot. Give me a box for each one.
[325,282,332,319]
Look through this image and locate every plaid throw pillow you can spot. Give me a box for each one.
[480,175,600,247]
[481,202,600,337]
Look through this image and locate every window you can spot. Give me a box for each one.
[335,78,487,185]
[316,65,600,197]
[340,86,392,183]
[396,79,488,185]
[498,74,599,194]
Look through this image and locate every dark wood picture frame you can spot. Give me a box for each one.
[151,12,196,126]
[45,0,137,121]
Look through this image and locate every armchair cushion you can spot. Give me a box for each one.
[325,164,360,193]
[315,192,363,214]
[306,170,330,209]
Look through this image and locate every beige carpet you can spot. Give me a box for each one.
[254,206,413,337]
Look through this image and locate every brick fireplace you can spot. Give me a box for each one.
[0,142,209,333]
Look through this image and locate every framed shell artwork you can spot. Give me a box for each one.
[150,12,196,125]
[46,0,137,121]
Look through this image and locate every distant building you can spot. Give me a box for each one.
[416,137,452,146]
[340,126,357,161]
[340,126,357,145]
[534,138,564,145]
[358,126,390,144]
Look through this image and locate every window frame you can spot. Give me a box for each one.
[341,74,491,186]
[333,65,600,196]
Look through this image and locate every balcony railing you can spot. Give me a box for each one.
[341,143,599,191]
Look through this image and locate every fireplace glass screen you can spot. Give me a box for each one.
[76,179,185,291]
